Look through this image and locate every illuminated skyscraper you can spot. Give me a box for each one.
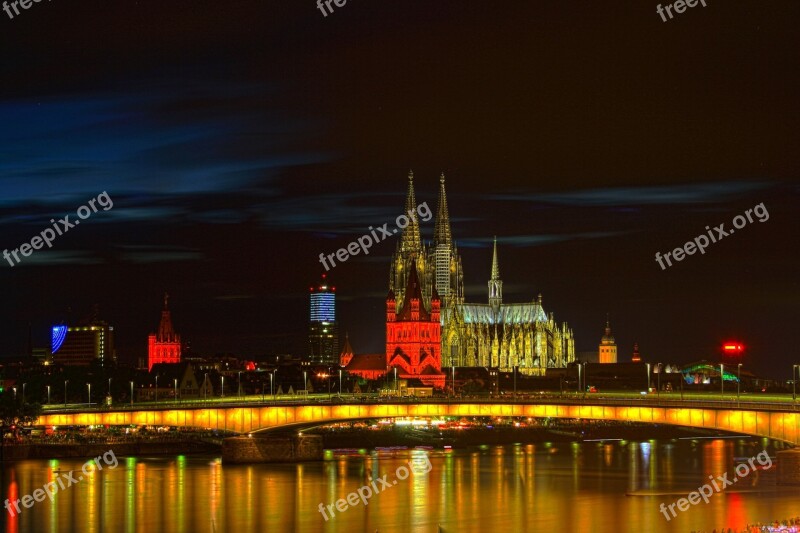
[52,321,115,366]
[148,293,182,370]
[309,274,338,364]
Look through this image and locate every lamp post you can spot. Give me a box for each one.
[577,364,582,396]
[87,383,91,405]
[22,383,26,403]
[656,363,661,399]
[793,365,798,405]
[394,367,398,392]
[270,371,274,401]
[174,378,178,402]
[12,387,16,401]
[130,381,134,407]
[737,363,742,403]
[155,375,159,403]
[108,377,112,397]
[720,363,724,398]
[64,380,68,407]
[646,363,651,393]
[338,369,342,397]
[238,371,242,398]
[47,385,51,405]
[303,371,307,395]
[452,365,456,399]
[204,373,209,402]
[221,376,225,398]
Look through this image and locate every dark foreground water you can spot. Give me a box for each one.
[1,437,798,532]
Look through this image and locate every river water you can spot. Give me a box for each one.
[1,437,798,532]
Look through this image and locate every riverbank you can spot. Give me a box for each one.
[0,438,221,461]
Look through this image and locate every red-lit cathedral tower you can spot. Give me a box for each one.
[148,293,181,370]
[386,260,445,388]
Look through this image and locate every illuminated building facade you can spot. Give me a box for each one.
[52,322,115,366]
[389,173,575,377]
[631,342,642,363]
[309,274,338,365]
[386,260,445,387]
[148,294,181,371]
[598,320,617,363]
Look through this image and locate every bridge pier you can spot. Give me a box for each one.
[222,434,323,464]
[777,449,800,485]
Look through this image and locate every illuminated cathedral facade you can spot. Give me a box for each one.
[388,172,576,379]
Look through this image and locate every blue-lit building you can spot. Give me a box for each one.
[52,321,115,366]
[308,274,338,365]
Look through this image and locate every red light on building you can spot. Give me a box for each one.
[723,343,744,353]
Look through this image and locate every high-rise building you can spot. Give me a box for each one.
[148,293,182,370]
[52,321,115,366]
[309,274,338,364]
[598,319,617,363]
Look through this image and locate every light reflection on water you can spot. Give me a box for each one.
[1,438,798,533]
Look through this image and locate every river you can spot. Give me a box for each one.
[1,437,798,532]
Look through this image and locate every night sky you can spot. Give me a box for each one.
[1,1,797,378]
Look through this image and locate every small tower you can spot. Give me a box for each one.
[488,237,503,308]
[598,316,617,364]
[632,342,642,363]
[340,333,354,367]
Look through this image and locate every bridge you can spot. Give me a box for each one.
[36,397,800,445]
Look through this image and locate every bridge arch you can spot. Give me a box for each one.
[37,402,800,445]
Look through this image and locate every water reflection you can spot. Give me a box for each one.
[0,438,797,533]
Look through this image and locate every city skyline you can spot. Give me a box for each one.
[1,2,798,379]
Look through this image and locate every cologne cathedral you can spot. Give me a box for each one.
[387,172,576,379]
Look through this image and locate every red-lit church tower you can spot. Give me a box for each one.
[386,260,445,388]
[148,293,181,370]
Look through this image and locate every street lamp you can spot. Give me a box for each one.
[221,376,225,398]
[270,371,275,401]
[793,365,798,405]
[720,363,724,398]
[12,387,16,401]
[155,375,159,403]
[656,363,662,399]
[22,383,26,402]
[577,364,582,396]
[108,378,112,397]
[303,371,307,395]
[130,381,134,407]
[87,383,91,405]
[238,371,242,398]
[338,369,342,397]
[174,378,178,402]
[646,363,651,393]
[46,385,51,405]
[737,363,742,403]
[64,380,68,407]
[452,365,456,398]
[394,367,398,392]
[204,373,209,402]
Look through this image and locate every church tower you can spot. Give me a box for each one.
[430,173,464,307]
[148,293,181,370]
[488,237,503,308]
[598,317,617,363]
[389,171,430,311]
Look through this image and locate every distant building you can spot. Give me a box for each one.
[52,319,115,366]
[309,274,338,365]
[148,294,181,371]
[598,320,617,364]
[631,342,642,363]
[145,362,206,399]
[340,334,354,367]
